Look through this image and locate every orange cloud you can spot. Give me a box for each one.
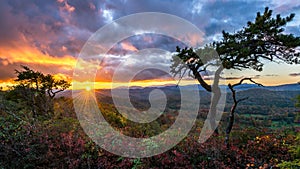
[64,2,75,13]
[176,32,205,47]
[0,42,77,90]
[57,0,75,13]
[120,41,138,52]
[0,45,76,69]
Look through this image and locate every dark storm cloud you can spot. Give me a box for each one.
[96,49,174,82]
[107,34,186,56]
[100,0,275,48]
[0,0,109,57]
[105,0,194,21]
[1,0,299,83]
[103,0,270,44]
[132,68,171,81]
[289,73,300,77]
[0,0,193,58]
[0,0,293,58]
[200,0,266,37]
[66,0,105,31]
[126,34,186,52]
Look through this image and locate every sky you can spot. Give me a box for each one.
[0,0,300,90]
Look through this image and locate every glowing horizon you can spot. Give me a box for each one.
[2,76,297,91]
[70,77,300,90]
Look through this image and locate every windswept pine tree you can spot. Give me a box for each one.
[7,66,70,117]
[171,7,300,146]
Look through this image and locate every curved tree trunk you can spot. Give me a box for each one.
[191,65,224,134]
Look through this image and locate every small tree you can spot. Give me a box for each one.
[11,66,70,117]
[171,7,300,146]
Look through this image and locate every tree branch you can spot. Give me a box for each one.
[231,77,264,88]
[190,65,212,92]
[225,78,263,147]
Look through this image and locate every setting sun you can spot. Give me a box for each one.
[85,86,91,91]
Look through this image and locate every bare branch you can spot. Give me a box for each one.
[231,77,263,88]
[225,78,263,147]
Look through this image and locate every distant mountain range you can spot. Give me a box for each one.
[58,82,300,115]
[58,83,300,98]
[230,83,300,91]
[126,83,300,91]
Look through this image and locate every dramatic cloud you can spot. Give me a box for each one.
[0,0,299,88]
[131,69,173,81]
[95,48,173,82]
[120,41,138,52]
